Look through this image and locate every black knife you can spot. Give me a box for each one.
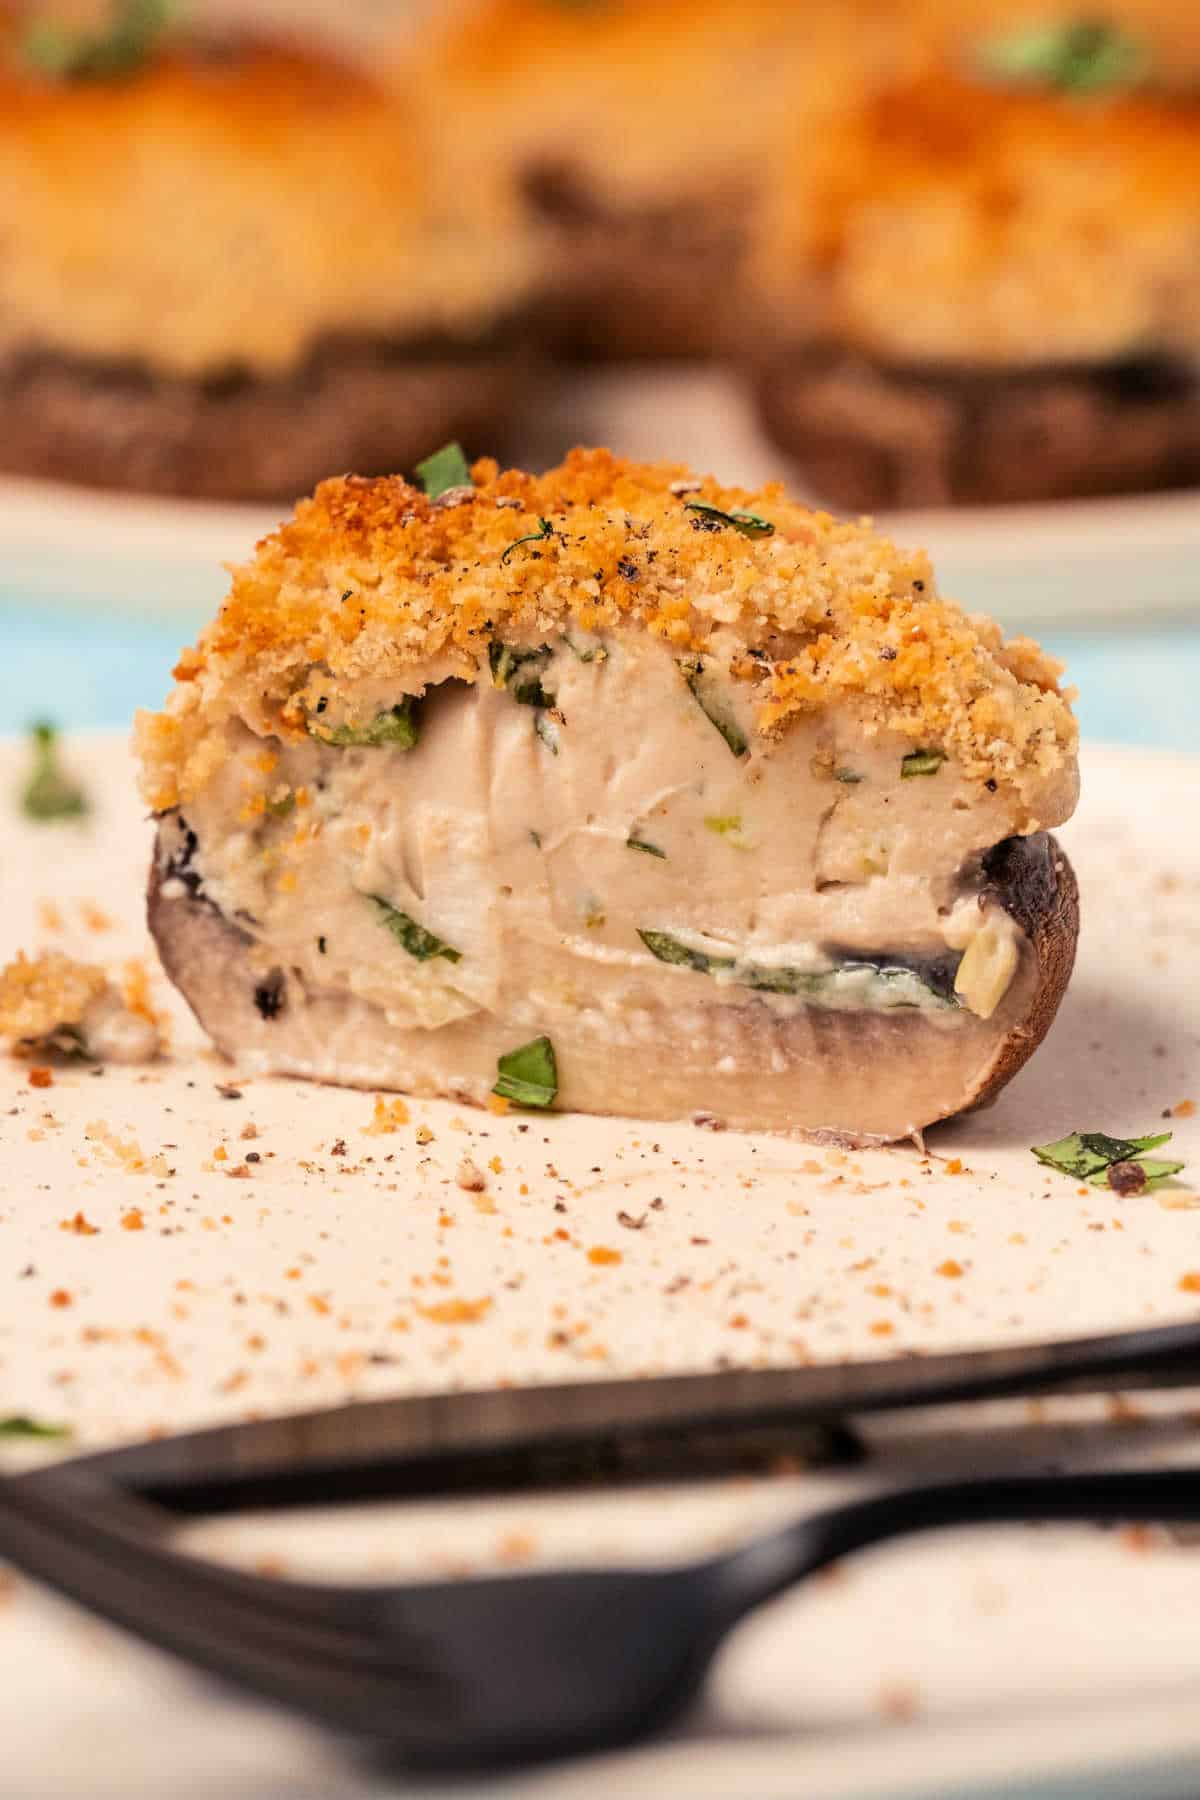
[48,1317,1200,1516]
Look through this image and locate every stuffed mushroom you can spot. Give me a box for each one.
[0,16,535,500]
[137,447,1080,1141]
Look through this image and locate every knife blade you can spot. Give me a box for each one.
[60,1317,1200,1515]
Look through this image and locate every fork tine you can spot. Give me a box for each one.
[14,1470,431,1654]
[0,1477,458,1714]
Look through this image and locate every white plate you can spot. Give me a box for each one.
[4,368,1200,628]
[2,732,1200,1800]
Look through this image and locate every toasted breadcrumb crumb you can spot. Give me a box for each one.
[0,951,161,1063]
[0,952,106,1047]
[136,449,1075,812]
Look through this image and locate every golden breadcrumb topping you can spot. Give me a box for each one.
[752,65,1200,365]
[0,951,106,1044]
[419,0,905,203]
[137,449,1076,814]
[0,35,533,376]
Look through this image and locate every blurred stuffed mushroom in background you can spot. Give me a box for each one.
[0,0,540,501]
[746,5,1200,509]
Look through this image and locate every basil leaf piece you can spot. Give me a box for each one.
[370,897,461,964]
[414,442,471,499]
[1090,1157,1186,1193]
[1033,1129,1182,1189]
[308,700,419,749]
[500,518,554,566]
[627,836,666,859]
[679,658,749,758]
[901,748,945,779]
[493,1035,558,1108]
[23,0,171,82]
[978,20,1149,94]
[684,501,775,539]
[0,1414,71,1440]
[21,721,88,820]
[266,793,296,818]
[637,929,734,976]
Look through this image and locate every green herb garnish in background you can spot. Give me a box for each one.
[414,441,472,500]
[493,1035,558,1108]
[680,658,749,758]
[977,19,1149,94]
[308,700,419,749]
[901,748,945,779]
[500,518,554,566]
[1032,1129,1185,1193]
[684,501,775,539]
[370,897,461,964]
[266,793,296,818]
[21,721,88,821]
[0,1414,71,1440]
[627,835,666,859]
[22,0,172,81]
[835,768,864,784]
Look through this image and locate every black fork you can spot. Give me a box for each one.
[4,1462,1200,1766]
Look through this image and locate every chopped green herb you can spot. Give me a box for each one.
[977,19,1149,94]
[493,1035,558,1108]
[266,793,296,819]
[680,658,749,758]
[638,929,958,1008]
[370,897,461,964]
[0,1414,71,1440]
[638,929,733,976]
[564,634,608,663]
[535,712,561,754]
[684,501,775,539]
[21,721,88,820]
[500,518,554,566]
[489,642,554,704]
[414,441,471,499]
[308,700,419,749]
[1032,1129,1185,1191]
[835,768,864,784]
[627,835,667,859]
[317,936,328,955]
[901,748,945,779]
[22,0,171,82]
[704,814,743,838]
[529,829,543,849]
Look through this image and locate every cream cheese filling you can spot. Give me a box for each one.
[173,634,1029,1037]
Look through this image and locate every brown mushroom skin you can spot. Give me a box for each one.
[147,823,1078,1144]
[0,333,528,503]
[753,347,1200,511]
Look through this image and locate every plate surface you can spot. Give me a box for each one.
[4,367,1200,629]
[2,732,1200,1799]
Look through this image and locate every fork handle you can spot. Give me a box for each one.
[726,1467,1200,1619]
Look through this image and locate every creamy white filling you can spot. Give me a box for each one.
[178,634,1027,1035]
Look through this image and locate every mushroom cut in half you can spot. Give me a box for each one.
[137,448,1079,1142]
